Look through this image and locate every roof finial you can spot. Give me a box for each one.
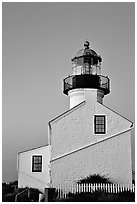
[84,40,90,49]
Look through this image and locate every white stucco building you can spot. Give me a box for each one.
[17,41,134,192]
[17,145,51,193]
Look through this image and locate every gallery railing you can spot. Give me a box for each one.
[63,74,110,95]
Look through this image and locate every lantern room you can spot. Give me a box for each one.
[71,40,102,75]
[63,41,110,96]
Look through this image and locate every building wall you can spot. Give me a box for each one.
[51,131,132,187]
[18,145,51,193]
[50,91,132,186]
[50,97,132,160]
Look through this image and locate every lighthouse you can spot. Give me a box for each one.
[63,41,110,108]
[49,41,133,187]
[17,41,133,192]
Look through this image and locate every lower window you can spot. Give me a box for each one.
[32,155,42,172]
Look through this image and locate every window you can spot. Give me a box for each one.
[94,115,106,134]
[32,155,42,172]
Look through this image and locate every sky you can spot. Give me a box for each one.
[2,2,135,182]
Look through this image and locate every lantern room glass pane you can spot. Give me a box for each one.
[77,57,84,66]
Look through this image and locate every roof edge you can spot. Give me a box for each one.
[98,102,134,127]
[48,100,85,124]
[18,144,50,154]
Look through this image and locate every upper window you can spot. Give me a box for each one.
[32,155,42,172]
[94,115,106,134]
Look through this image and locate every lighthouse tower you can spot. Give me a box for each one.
[63,41,110,108]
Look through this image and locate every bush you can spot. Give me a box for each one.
[77,174,112,184]
[2,181,18,202]
[2,181,40,202]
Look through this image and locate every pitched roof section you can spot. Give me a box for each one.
[48,101,85,124]
[18,144,50,154]
[98,102,133,127]
[49,100,133,127]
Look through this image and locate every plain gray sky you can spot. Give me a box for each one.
[2,2,135,182]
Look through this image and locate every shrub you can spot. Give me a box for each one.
[77,174,112,184]
[2,181,18,202]
[2,181,40,202]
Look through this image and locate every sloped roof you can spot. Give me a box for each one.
[99,102,133,127]
[49,100,85,124]
[18,144,50,154]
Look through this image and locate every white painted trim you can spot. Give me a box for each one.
[17,154,19,170]
[98,102,133,126]
[51,128,133,163]
[48,123,52,145]
[49,101,85,124]
[18,144,50,154]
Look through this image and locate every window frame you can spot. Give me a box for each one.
[94,115,106,134]
[32,155,42,172]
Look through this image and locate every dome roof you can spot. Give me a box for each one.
[76,48,98,57]
[71,41,102,63]
[73,41,98,59]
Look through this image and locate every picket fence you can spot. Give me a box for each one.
[52,183,135,199]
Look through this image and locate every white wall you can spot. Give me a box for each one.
[51,131,132,187]
[68,89,104,108]
[50,99,132,160]
[49,93,133,187]
[18,145,51,193]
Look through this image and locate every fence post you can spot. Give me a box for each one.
[83,183,86,192]
[39,193,44,202]
[44,187,56,202]
[108,183,110,193]
[27,188,30,200]
[105,183,107,193]
[94,183,95,192]
[76,184,78,194]
[133,184,135,193]
[82,183,83,192]
[86,183,88,192]
[112,184,114,193]
[115,184,117,194]
[44,188,48,202]
[117,184,119,193]
[15,194,17,202]
[72,184,74,194]
[110,183,112,193]
[64,186,67,199]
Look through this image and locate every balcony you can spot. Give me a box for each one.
[63,74,110,95]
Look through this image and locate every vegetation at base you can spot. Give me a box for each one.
[2,181,40,202]
[55,174,135,202]
[56,191,135,202]
[2,180,18,202]
[77,174,112,184]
